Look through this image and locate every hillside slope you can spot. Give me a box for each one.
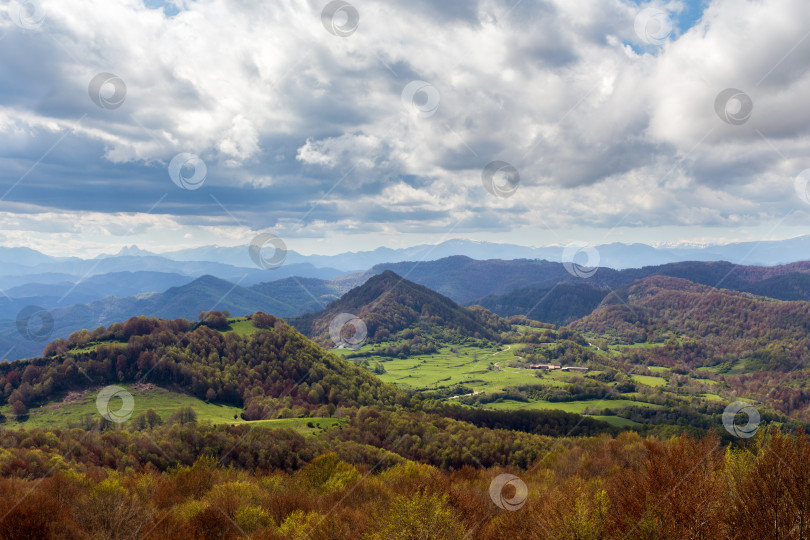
[473,282,608,325]
[289,270,507,347]
[0,276,305,360]
[740,272,810,301]
[571,275,810,369]
[1,314,405,422]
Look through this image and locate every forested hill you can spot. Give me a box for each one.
[288,270,508,347]
[740,272,810,301]
[0,314,406,421]
[0,275,300,361]
[571,275,810,369]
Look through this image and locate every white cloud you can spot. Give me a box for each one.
[0,0,809,254]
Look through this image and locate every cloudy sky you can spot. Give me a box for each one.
[1,0,809,257]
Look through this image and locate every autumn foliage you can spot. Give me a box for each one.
[1,427,809,538]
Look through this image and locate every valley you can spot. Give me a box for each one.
[6,264,808,437]
[1,259,809,538]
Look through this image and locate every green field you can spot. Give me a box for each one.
[348,344,583,394]
[631,374,667,387]
[701,393,723,401]
[220,317,260,336]
[341,333,741,430]
[697,365,721,373]
[0,384,343,435]
[484,398,662,414]
[697,358,748,375]
[68,340,128,355]
[605,342,667,355]
[334,341,683,417]
[512,325,551,334]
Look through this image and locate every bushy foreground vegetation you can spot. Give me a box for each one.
[2,425,809,539]
[0,405,616,475]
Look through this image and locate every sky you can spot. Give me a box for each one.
[1,0,810,257]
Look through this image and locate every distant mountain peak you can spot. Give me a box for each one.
[116,245,154,257]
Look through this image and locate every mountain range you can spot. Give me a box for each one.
[6,234,810,282]
[6,252,810,362]
[1,234,809,321]
[373,256,810,303]
[111,236,810,269]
